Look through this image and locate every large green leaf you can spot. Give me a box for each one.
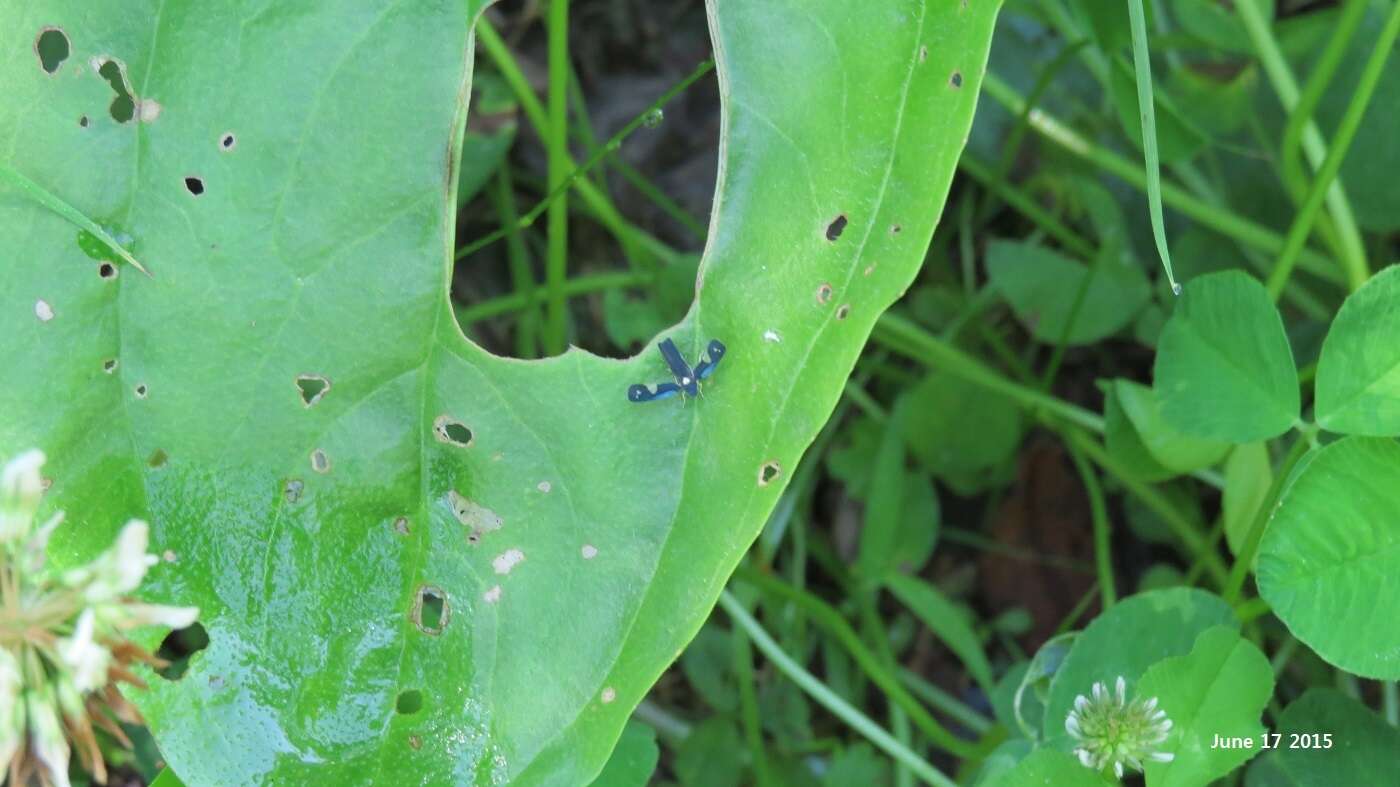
[1042,589,1235,747]
[1257,436,1400,679]
[1153,271,1299,443]
[1314,264,1400,435]
[1245,689,1400,787]
[986,240,1150,347]
[1138,627,1273,787]
[0,1,1000,784]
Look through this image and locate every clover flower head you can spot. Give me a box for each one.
[1065,676,1174,778]
[1,449,199,786]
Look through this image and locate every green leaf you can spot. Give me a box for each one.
[1153,271,1299,442]
[0,1,1002,783]
[886,574,994,696]
[822,743,891,787]
[973,738,1034,787]
[1222,443,1271,555]
[1245,689,1400,787]
[589,722,659,787]
[983,748,1114,787]
[681,624,739,713]
[1257,436,1400,679]
[1315,265,1400,435]
[1170,0,1273,55]
[1104,382,1175,482]
[987,240,1150,346]
[1138,627,1273,787]
[859,412,911,586]
[1043,589,1235,746]
[896,372,1022,494]
[1015,632,1077,740]
[675,718,745,787]
[1114,380,1230,474]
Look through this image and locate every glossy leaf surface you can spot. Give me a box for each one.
[0,1,1000,783]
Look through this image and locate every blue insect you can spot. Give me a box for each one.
[628,337,727,403]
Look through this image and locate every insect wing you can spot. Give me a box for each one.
[658,338,699,395]
[628,381,683,403]
[695,339,727,381]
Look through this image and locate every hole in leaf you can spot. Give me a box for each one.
[35,28,69,74]
[395,689,423,715]
[79,115,89,128]
[156,621,209,681]
[102,359,118,373]
[758,461,781,486]
[919,45,928,63]
[295,374,331,407]
[147,448,168,468]
[815,283,833,305]
[890,224,902,235]
[220,132,236,151]
[408,735,422,750]
[433,415,473,447]
[836,304,851,320]
[184,176,205,196]
[134,383,148,399]
[98,261,116,279]
[284,479,304,504]
[393,516,410,535]
[97,59,135,123]
[950,70,963,88]
[825,214,848,241]
[310,449,330,474]
[413,585,449,635]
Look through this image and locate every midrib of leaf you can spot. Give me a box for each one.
[1322,354,1400,424]
[1181,319,1293,421]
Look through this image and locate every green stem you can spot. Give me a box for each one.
[1225,434,1313,605]
[1064,429,1229,586]
[490,167,540,357]
[896,668,994,734]
[1234,0,1369,289]
[960,156,1095,258]
[979,73,1344,289]
[1233,597,1272,625]
[1126,0,1178,292]
[1265,0,1400,300]
[455,58,714,264]
[544,0,573,353]
[475,20,676,270]
[873,313,1104,433]
[731,618,773,787]
[1280,0,1369,199]
[733,567,979,760]
[454,270,649,325]
[718,591,959,787]
[0,164,150,276]
[1066,439,1116,608]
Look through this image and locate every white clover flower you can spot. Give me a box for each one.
[1,449,200,785]
[1065,676,1174,778]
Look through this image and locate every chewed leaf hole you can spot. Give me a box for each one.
[184,176,205,196]
[284,479,304,504]
[147,448,168,468]
[98,261,117,279]
[102,359,118,374]
[156,621,209,681]
[758,461,781,486]
[96,59,135,123]
[836,304,851,320]
[393,516,410,535]
[295,374,331,407]
[825,214,848,241]
[448,490,502,544]
[134,383,148,399]
[79,115,89,128]
[918,45,928,63]
[310,449,330,474]
[413,585,449,635]
[220,132,236,151]
[950,70,963,88]
[890,224,902,235]
[35,28,69,74]
[816,283,833,305]
[395,689,423,715]
[433,415,473,447]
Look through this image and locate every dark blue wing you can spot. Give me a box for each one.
[628,381,683,403]
[694,339,727,381]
